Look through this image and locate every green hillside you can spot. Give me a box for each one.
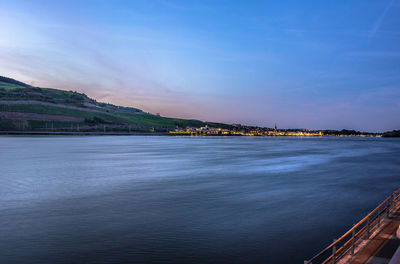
[0,76,231,132]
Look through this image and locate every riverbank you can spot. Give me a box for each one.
[0,131,172,136]
[0,131,385,137]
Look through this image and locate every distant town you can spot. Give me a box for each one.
[169,124,381,137]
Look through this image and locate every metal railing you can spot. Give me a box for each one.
[304,188,400,264]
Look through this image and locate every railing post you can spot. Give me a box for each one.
[387,197,392,218]
[351,227,355,255]
[332,239,336,264]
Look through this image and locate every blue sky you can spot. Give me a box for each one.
[0,0,399,131]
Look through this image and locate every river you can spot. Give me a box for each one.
[1,136,399,263]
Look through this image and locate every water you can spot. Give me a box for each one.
[1,136,400,264]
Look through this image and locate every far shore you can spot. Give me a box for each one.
[0,131,386,137]
[0,131,171,136]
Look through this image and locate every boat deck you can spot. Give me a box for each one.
[340,210,400,264]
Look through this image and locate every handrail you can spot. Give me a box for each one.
[305,188,400,264]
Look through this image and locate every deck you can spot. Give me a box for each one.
[340,208,400,264]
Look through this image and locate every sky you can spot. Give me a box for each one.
[0,0,399,132]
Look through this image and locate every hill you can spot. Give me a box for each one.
[382,130,400,137]
[0,76,231,133]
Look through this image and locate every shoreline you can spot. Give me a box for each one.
[0,131,384,137]
[0,131,171,136]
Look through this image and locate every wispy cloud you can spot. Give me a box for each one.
[368,0,395,40]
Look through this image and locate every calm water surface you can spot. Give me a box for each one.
[1,136,400,264]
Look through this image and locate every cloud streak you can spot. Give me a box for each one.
[368,0,395,40]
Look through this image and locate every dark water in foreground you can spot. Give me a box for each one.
[1,136,400,264]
